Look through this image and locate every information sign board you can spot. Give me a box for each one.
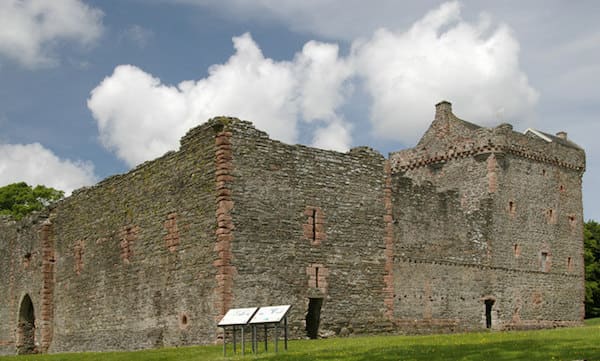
[218,307,258,326]
[249,305,291,324]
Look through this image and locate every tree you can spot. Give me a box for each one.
[0,182,64,220]
[584,220,600,318]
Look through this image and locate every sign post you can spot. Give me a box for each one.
[248,305,292,353]
[217,305,292,356]
[217,307,258,357]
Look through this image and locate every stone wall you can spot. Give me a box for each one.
[0,214,48,354]
[46,122,220,352]
[224,120,391,338]
[392,260,581,332]
[490,153,585,322]
[0,121,226,354]
[392,175,492,265]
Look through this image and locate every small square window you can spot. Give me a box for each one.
[541,252,549,272]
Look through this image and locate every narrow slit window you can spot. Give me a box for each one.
[315,267,319,288]
[312,209,317,242]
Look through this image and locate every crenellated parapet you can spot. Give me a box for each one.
[390,102,585,174]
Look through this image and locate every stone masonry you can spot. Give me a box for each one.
[0,101,586,354]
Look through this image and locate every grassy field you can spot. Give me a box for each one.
[2,319,599,361]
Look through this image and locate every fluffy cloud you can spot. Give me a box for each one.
[89,2,538,166]
[87,65,189,168]
[88,33,352,166]
[0,143,97,195]
[296,41,352,122]
[311,119,353,152]
[352,1,538,143]
[0,0,103,68]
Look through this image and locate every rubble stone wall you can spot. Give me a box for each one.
[225,121,390,338]
[46,122,220,352]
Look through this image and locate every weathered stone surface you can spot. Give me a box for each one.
[0,102,585,354]
[389,102,585,331]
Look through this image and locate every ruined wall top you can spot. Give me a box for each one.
[21,102,585,211]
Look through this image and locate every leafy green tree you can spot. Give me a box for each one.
[0,182,64,220]
[585,220,600,318]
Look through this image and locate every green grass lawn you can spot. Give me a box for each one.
[3,319,599,361]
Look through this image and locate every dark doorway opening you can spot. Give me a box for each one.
[306,298,323,339]
[485,299,494,329]
[17,294,36,354]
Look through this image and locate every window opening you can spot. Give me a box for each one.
[312,208,317,242]
[541,252,548,272]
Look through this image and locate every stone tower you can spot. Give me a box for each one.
[389,101,585,329]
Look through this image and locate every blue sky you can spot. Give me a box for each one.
[0,0,599,221]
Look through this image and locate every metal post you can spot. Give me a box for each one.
[223,328,226,357]
[284,315,288,350]
[252,325,257,354]
[241,326,245,356]
[264,324,268,351]
[233,325,237,354]
[275,324,279,353]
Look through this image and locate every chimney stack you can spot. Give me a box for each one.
[556,131,567,140]
[435,100,452,121]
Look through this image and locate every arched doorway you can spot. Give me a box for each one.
[17,294,36,354]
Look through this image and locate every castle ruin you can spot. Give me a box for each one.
[0,101,586,354]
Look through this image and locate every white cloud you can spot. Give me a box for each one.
[351,1,538,143]
[88,2,538,166]
[182,33,300,144]
[88,33,352,166]
[311,119,353,152]
[87,64,189,167]
[0,0,103,68]
[295,41,352,122]
[0,143,97,195]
